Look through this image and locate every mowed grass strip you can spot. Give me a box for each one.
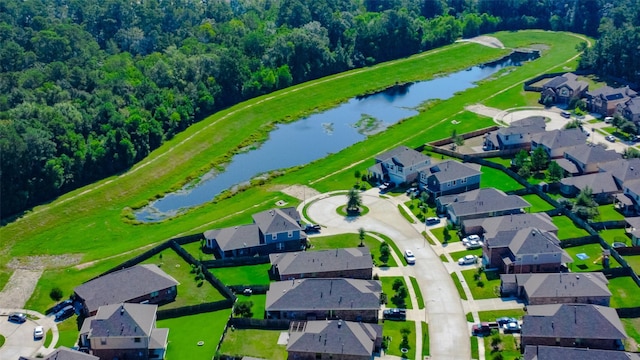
[477,309,526,322]
[381,276,413,309]
[210,263,271,286]
[521,194,555,213]
[609,276,640,309]
[219,328,288,360]
[383,320,417,359]
[552,215,590,239]
[158,309,231,360]
[461,269,501,300]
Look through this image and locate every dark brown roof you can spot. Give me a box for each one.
[287,320,382,357]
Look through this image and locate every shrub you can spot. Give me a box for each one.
[49,287,63,301]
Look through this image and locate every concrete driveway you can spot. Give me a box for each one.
[0,309,59,359]
[302,189,471,360]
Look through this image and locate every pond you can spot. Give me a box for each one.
[135,50,539,222]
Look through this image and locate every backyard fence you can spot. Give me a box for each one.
[590,220,628,231]
[202,255,270,269]
[156,299,234,320]
[228,317,290,330]
[228,284,270,295]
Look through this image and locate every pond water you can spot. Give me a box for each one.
[135,50,539,222]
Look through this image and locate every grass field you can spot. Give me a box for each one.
[564,243,621,272]
[219,328,288,359]
[158,309,231,360]
[483,333,520,360]
[383,320,416,359]
[622,317,640,349]
[597,204,626,221]
[56,317,80,348]
[478,309,525,322]
[410,276,425,309]
[461,269,501,300]
[609,276,640,308]
[0,31,597,311]
[421,322,430,357]
[210,263,271,286]
[551,215,590,239]
[451,273,467,300]
[381,276,412,309]
[309,233,398,267]
[622,255,640,277]
[479,166,524,192]
[521,194,555,213]
[599,228,632,246]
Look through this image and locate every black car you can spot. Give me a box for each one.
[383,308,406,320]
[8,312,27,323]
[304,224,321,232]
[426,217,440,225]
[50,299,73,314]
[55,305,75,321]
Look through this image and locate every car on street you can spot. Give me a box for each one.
[462,234,480,245]
[465,240,482,249]
[496,317,518,326]
[605,135,616,142]
[303,223,321,232]
[458,255,478,265]
[472,322,492,336]
[502,321,521,333]
[34,326,44,339]
[8,312,27,323]
[55,305,75,321]
[560,110,571,118]
[383,308,406,321]
[426,217,440,225]
[404,249,416,264]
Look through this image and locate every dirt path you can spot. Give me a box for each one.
[0,269,43,308]
[279,185,321,201]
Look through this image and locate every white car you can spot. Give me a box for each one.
[34,326,44,339]
[465,240,482,249]
[458,254,478,265]
[404,249,416,265]
[605,135,616,142]
[462,234,480,244]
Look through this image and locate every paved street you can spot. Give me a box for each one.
[0,308,59,359]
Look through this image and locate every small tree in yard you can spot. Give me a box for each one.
[358,227,366,247]
[513,150,529,170]
[392,278,404,291]
[443,227,451,243]
[547,161,564,183]
[531,146,549,171]
[517,164,531,178]
[450,129,464,150]
[50,287,63,301]
[574,186,599,220]
[380,242,390,264]
[346,188,362,213]
[491,332,502,350]
[233,301,253,318]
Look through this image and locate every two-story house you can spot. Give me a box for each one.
[204,207,307,258]
[419,160,482,197]
[438,188,530,225]
[500,272,611,306]
[562,144,622,175]
[483,116,546,150]
[617,97,640,123]
[368,146,431,186]
[599,159,640,215]
[530,128,587,159]
[462,213,558,239]
[269,247,373,281]
[79,303,169,360]
[539,73,588,104]
[586,85,637,116]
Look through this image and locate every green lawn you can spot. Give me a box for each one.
[421,322,430,357]
[483,333,520,360]
[478,309,525,323]
[622,255,640,278]
[381,276,412,309]
[470,336,479,360]
[159,309,232,360]
[551,215,590,240]
[410,276,425,309]
[622,317,640,350]
[0,271,9,292]
[597,204,626,221]
[235,293,266,319]
[404,199,435,221]
[485,157,512,168]
[43,328,53,347]
[461,269,501,300]
[56,316,80,348]
[479,166,524,192]
[181,241,215,261]
[219,328,288,359]
[599,228,632,247]
[451,273,467,300]
[521,194,555,213]
[383,320,416,359]
[210,263,271,286]
[449,248,483,263]
[609,276,640,308]
[564,243,621,272]
[141,248,227,308]
[309,233,398,267]
[431,226,458,244]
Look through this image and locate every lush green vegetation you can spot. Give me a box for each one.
[0,271,9,292]
[410,276,425,309]
[158,309,231,360]
[451,273,467,301]
[210,264,271,286]
[219,328,288,359]
[623,255,640,278]
[421,322,430,357]
[310,233,398,267]
[622,318,640,350]
[56,317,80,348]
[597,204,626,221]
[0,334,5,348]
[564,243,621,272]
[461,269,501,300]
[599,228,632,247]
[551,216,590,240]
[470,336,479,360]
[381,276,412,309]
[478,309,525,322]
[449,249,483,263]
[383,320,416,359]
[479,166,524,192]
[483,333,520,360]
[43,329,53,348]
[398,204,417,224]
[521,194,555,213]
[609,277,640,309]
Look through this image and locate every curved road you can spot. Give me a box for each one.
[301,190,470,360]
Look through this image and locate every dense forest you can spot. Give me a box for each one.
[0,0,633,218]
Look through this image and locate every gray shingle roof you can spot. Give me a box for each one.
[252,207,301,234]
[523,304,627,340]
[422,160,481,183]
[512,272,610,299]
[560,172,619,193]
[270,248,373,278]
[554,158,580,174]
[20,347,100,360]
[266,278,381,311]
[598,158,640,183]
[287,320,382,357]
[625,178,640,195]
[88,303,157,338]
[203,224,261,251]
[524,345,640,360]
[74,264,178,315]
[446,188,530,218]
[623,97,640,114]
[374,146,431,168]
[543,73,588,91]
[488,228,571,265]
[587,85,637,100]
[564,144,622,168]
[463,213,557,238]
[531,128,587,151]
[497,116,546,136]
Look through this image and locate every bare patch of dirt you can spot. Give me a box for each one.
[457,36,505,49]
[7,254,83,270]
[278,185,321,201]
[0,269,43,308]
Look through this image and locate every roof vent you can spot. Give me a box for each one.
[338,319,342,328]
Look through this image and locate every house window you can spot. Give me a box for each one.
[461,178,467,183]
[276,242,285,250]
[134,337,141,343]
[452,180,456,185]
[272,234,277,240]
[151,291,159,298]
[288,231,293,238]
[101,338,107,345]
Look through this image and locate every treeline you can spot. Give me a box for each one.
[0,0,613,218]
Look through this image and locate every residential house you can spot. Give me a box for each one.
[586,85,637,116]
[539,73,588,104]
[269,248,373,281]
[617,97,640,123]
[462,213,558,239]
[368,146,431,186]
[621,178,640,215]
[483,227,572,274]
[562,144,622,175]
[500,272,611,306]
[625,217,640,246]
[521,303,627,351]
[286,320,382,360]
[599,158,640,215]
[204,207,307,258]
[418,160,482,197]
[483,116,546,150]
[530,128,587,159]
[438,188,530,225]
[79,303,169,360]
[524,345,640,360]
[74,264,178,316]
[265,278,381,323]
[559,172,618,202]
[19,347,100,360]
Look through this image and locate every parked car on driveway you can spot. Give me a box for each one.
[605,135,616,142]
[383,308,407,321]
[55,305,75,321]
[462,234,480,245]
[465,240,482,249]
[496,317,518,327]
[458,255,478,265]
[8,312,27,323]
[426,217,440,226]
[303,224,321,233]
[50,299,73,314]
[502,321,521,333]
[404,249,416,265]
[34,326,44,339]
[472,322,492,336]
[561,111,571,118]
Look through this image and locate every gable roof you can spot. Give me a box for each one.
[524,345,640,360]
[374,146,431,168]
[523,303,627,340]
[498,116,547,136]
[266,278,381,311]
[531,128,587,150]
[463,213,557,238]
[543,73,588,92]
[487,228,571,265]
[560,172,619,194]
[87,303,157,338]
[625,178,640,195]
[74,264,178,315]
[622,97,640,115]
[19,347,100,360]
[270,248,373,278]
[252,207,302,234]
[445,188,530,217]
[203,224,261,251]
[587,85,637,101]
[287,320,382,357]
[512,272,610,299]
[422,160,481,183]
[598,158,640,183]
[564,144,622,168]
